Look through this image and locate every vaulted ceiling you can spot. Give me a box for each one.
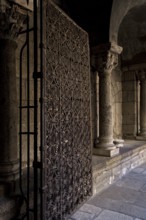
[56,0,146,65]
[118,2,146,65]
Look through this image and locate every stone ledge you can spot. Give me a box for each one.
[113,139,124,147]
[93,147,119,157]
[136,135,146,141]
[92,140,146,195]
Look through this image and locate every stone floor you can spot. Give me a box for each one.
[69,162,146,220]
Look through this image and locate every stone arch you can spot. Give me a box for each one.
[118,3,146,64]
[113,0,146,139]
[110,0,146,44]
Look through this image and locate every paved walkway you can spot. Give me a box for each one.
[69,163,146,220]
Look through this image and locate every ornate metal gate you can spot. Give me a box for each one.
[42,1,92,219]
[18,1,92,219]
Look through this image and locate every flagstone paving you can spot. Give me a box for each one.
[69,163,146,220]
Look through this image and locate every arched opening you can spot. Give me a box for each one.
[118,3,146,139]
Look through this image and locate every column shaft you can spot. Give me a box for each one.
[91,42,122,156]
[0,2,30,219]
[0,39,19,185]
[136,70,146,140]
[99,71,113,145]
[140,80,146,135]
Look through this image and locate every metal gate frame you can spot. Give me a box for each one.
[18,0,44,219]
[18,1,92,219]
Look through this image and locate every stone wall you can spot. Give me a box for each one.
[93,141,146,195]
[112,67,123,139]
[122,69,137,138]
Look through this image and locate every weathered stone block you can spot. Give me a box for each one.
[123,91,136,102]
[123,102,136,114]
[93,147,119,157]
[93,142,146,196]
[94,209,133,220]
[122,81,135,91]
[115,91,122,102]
[71,211,95,220]
[79,204,102,215]
[123,71,135,81]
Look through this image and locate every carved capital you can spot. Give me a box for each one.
[0,0,29,41]
[137,69,146,82]
[91,42,123,76]
[97,51,118,75]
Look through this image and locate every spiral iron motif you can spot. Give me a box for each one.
[43,1,92,219]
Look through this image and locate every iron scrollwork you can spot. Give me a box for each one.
[43,2,92,219]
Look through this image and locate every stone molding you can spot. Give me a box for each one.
[0,0,29,40]
[97,51,118,75]
[91,42,123,75]
[122,63,146,72]
[137,69,146,82]
[0,160,19,182]
[9,0,33,11]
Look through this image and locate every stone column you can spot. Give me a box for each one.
[137,70,146,140]
[0,1,28,219]
[0,0,28,190]
[0,39,18,186]
[91,42,122,157]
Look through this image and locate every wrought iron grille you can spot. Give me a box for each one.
[18,0,92,219]
[43,1,92,219]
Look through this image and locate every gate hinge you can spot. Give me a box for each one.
[33,72,43,79]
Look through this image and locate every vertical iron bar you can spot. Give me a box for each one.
[26,13,30,220]
[33,0,38,219]
[40,0,43,219]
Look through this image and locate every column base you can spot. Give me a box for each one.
[93,147,119,157]
[0,160,19,182]
[113,139,124,147]
[136,135,146,141]
[0,197,19,220]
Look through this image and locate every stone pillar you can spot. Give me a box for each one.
[137,70,146,140]
[0,39,18,188]
[91,42,122,157]
[0,1,28,219]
